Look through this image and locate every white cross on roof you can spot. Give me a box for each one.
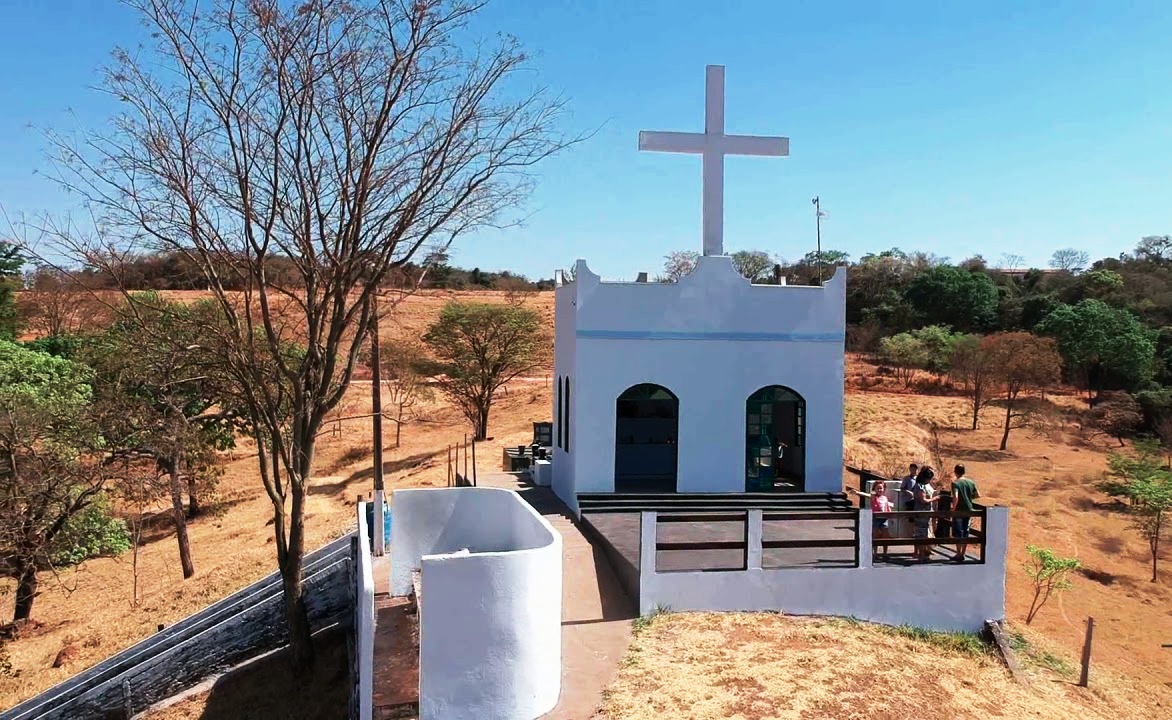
[639,65,790,257]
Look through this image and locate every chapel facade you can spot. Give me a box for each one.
[550,258,846,513]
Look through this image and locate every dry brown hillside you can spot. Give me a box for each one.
[2,290,1171,715]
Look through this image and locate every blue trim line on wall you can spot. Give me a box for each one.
[576,329,845,343]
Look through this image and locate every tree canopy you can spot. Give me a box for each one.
[1035,299,1156,395]
[904,265,999,332]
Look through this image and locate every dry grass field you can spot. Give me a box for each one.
[601,613,1166,720]
[2,288,1172,718]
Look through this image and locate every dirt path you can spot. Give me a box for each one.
[478,473,635,720]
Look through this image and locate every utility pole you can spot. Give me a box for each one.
[370,292,386,556]
[811,196,823,285]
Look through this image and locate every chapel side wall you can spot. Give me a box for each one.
[573,259,846,493]
[551,280,578,510]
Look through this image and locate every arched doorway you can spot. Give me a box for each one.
[614,384,679,493]
[746,386,806,492]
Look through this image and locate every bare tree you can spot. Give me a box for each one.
[1049,248,1089,273]
[663,250,700,281]
[42,0,569,671]
[16,266,107,337]
[1135,235,1172,264]
[999,252,1026,270]
[372,339,434,447]
[985,332,1063,450]
[950,335,994,430]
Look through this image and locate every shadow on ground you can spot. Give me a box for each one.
[339,449,446,488]
[197,626,349,720]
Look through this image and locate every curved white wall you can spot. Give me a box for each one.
[390,488,562,720]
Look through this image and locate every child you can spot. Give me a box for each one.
[871,482,892,560]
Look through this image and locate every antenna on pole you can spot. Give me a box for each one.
[812,196,823,285]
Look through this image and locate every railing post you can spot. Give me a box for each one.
[747,510,763,570]
[638,511,657,616]
[858,508,873,568]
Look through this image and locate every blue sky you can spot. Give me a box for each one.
[2,1,1172,280]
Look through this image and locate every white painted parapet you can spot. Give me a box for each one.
[391,488,562,720]
[638,506,1009,633]
[354,502,375,720]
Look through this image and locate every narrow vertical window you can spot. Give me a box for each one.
[564,376,570,453]
[556,376,563,449]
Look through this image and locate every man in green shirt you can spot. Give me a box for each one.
[951,463,980,562]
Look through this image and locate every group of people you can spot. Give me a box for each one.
[869,462,981,563]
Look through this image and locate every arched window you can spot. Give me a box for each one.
[745,385,806,492]
[556,376,563,449]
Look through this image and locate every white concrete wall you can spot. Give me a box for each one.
[391,488,562,720]
[390,487,558,595]
[554,256,845,506]
[552,278,577,512]
[637,506,1009,633]
[355,503,375,720]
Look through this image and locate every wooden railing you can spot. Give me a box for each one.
[652,507,861,572]
[870,506,988,564]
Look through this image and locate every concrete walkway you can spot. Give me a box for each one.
[479,473,635,720]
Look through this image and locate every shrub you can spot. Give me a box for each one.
[49,496,131,568]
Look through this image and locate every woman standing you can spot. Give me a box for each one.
[912,466,939,562]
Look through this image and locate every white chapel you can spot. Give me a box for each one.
[550,65,846,514]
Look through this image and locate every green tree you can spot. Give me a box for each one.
[878,332,928,388]
[1035,299,1156,397]
[1101,440,1172,582]
[0,241,24,341]
[84,294,233,579]
[1024,545,1081,625]
[730,250,775,283]
[904,265,999,332]
[425,302,543,440]
[909,325,964,374]
[0,341,125,621]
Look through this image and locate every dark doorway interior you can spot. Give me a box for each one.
[614,384,678,493]
[746,386,806,491]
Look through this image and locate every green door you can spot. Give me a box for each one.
[745,386,806,492]
[745,398,776,491]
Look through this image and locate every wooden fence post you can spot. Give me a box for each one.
[1078,617,1095,687]
[471,439,477,486]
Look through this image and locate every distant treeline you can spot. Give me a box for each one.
[48,249,556,292]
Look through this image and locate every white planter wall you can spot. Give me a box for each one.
[391,488,562,720]
[354,503,375,720]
